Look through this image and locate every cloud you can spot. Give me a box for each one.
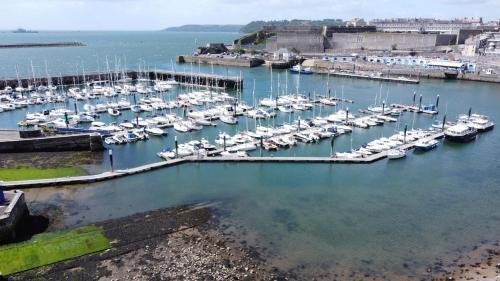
[0,0,497,30]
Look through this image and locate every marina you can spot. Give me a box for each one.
[1,29,500,281]
[0,130,447,189]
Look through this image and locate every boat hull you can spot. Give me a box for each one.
[444,132,477,143]
[414,144,438,152]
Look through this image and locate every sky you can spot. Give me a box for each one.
[1,0,498,31]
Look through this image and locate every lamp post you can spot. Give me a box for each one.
[109,149,114,172]
[174,136,178,158]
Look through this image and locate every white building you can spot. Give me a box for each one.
[273,48,292,61]
[369,17,483,33]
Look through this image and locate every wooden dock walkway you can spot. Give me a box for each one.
[0,158,187,190]
[327,72,420,84]
[0,132,445,190]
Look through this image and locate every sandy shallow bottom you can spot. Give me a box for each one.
[18,192,500,281]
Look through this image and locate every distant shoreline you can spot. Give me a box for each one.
[0,42,85,49]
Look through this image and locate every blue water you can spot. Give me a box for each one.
[3,32,500,279]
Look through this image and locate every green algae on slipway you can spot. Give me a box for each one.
[0,164,86,182]
[0,226,110,276]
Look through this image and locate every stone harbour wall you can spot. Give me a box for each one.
[0,134,104,153]
[0,191,28,244]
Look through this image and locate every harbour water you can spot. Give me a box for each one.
[3,31,500,279]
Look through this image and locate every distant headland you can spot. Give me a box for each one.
[163,19,346,34]
[12,28,38,34]
[163,25,243,32]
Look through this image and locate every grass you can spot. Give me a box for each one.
[0,226,110,276]
[0,164,86,181]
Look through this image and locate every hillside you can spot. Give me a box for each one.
[163,25,243,32]
[240,19,345,33]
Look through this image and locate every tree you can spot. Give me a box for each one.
[233,47,245,54]
[291,47,301,55]
[391,44,398,51]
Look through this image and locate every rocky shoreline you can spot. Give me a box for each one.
[5,200,500,280]
[7,204,286,281]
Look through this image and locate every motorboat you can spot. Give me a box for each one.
[220,150,248,158]
[200,138,217,151]
[130,104,142,113]
[387,149,406,159]
[444,124,477,142]
[145,127,166,136]
[105,134,128,145]
[461,114,495,132]
[229,142,257,152]
[263,140,278,151]
[277,104,294,113]
[192,118,214,126]
[173,122,190,133]
[157,148,176,159]
[289,65,313,74]
[108,108,121,116]
[215,132,236,146]
[219,115,238,125]
[414,139,439,152]
[293,132,314,143]
[319,98,336,106]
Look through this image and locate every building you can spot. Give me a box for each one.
[273,48,292,61]
[485,32,500,56]
[365,56,476,73]
[322,55,357,62]
[463,32,500,57]
[369,17,483,33]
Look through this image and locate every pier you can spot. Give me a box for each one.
[177,55,264,68]
[0,70,243,90]
[0,132,445,189]
[0,42,84,49]
[326,71,420,84]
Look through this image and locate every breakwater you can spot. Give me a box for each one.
[177,55,265,68]
[0,70,243,90]
[0,42,85,49]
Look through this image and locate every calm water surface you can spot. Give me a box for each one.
[2,31,500,278]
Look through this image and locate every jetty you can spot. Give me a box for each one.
[0,42,84,49]
[0,131,445,189]
[0,70,243,90]
[177,55,265,68]
[327,71,420,84]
